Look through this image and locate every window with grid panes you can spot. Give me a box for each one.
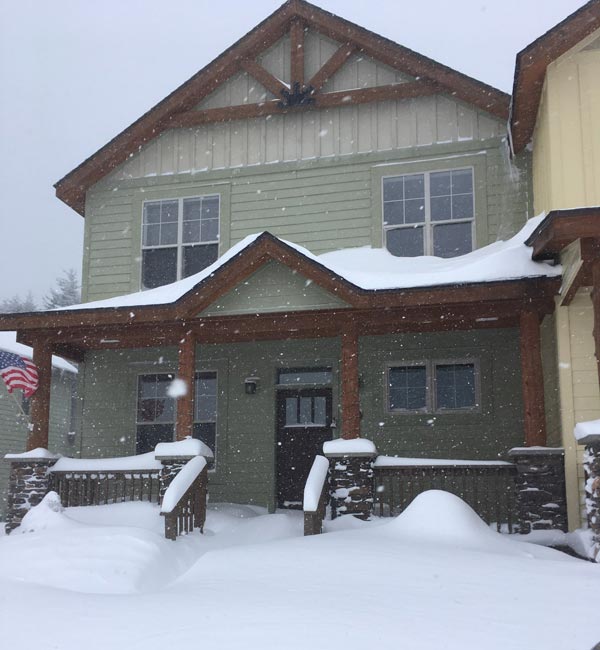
[141,195,220,289]
[383,169,474,258]
[387,361,478,413]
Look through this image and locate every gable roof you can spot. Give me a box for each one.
[510,0,600,153]
[55,0,510,217]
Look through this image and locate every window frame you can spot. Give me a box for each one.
[141,193,221,289]
[193,370,218,471]
[380,166,476,258]
[386,358,481,415]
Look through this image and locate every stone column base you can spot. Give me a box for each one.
[325,450,376,520]
[156,455,197,504]
[508,447,567,534]
[4,453,58,534]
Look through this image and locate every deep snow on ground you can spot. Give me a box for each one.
[0,491,598,650]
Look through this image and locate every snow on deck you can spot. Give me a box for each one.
[0,331,77,373]
[53,215,560,312]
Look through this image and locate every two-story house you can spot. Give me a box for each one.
[511,0,600,530]
[0,0,564,512]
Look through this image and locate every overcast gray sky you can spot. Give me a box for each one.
[0,0,586,303]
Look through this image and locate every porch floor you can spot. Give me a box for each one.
[0,495,598,650]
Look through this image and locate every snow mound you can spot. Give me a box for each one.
[18,491,72,533]
[383,490,572,559]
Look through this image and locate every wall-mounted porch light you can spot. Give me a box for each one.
[244,376,260,395]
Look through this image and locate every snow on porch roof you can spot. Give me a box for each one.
[58,214,560,313]
[0,332,77,373]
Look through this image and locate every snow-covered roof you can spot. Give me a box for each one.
[56,214,560,313]
[0,331,77,373]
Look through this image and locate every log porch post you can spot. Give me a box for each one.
[27,338,53,451]
[591,257,600,388]
[340,324,360,439]
[175,331,196,441]
[519,310,547,447]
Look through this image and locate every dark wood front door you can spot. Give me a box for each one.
[276,388,333,508]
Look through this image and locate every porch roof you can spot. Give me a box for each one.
[0,217,561,358]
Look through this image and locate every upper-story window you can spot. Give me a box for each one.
[383,168,474,258]
[141,195,220,289]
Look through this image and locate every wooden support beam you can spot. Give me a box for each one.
[340,324,360,439]
[290,18,305,86]
[27,339,53,451]
[591,257,600,389]
[239,58,286,98]
[309,43,357,92]
[175,332,196,441]
[169,80,439,128]
[519,311,547,447]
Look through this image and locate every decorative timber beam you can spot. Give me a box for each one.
[28,338,53,451]
[519,310,547,447]
[239,58,287,98]
[169,80,439,127]
[309,42,357,92]
[290,18,305,86]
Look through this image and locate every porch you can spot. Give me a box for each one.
[0,232,562,531]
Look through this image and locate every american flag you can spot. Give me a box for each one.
[0,350,39,397]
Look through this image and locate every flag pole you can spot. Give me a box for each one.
[8,391,30,421]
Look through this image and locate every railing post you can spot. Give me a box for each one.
[324,439,377,520]
[576,432,600,561]
[508,447,567,533]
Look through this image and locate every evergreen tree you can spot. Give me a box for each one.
[43,269,81,309]
[0,291,37,313]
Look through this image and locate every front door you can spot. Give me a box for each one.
[276,388,333,508]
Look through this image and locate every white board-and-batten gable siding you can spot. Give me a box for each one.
[110,96,502,181]
[107,28,503,182]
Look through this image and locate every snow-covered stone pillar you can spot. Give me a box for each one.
[508,447,567,534]
[324,438,377,520]
[574,426,600,562]
[4,449,58,534]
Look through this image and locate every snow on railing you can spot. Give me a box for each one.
[160,456,208,540]
[49,451,162,507]
[303,455,330,536]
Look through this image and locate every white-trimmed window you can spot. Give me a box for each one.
[383,168,474,258]
[141,195,220,289]
[387,360,479,413]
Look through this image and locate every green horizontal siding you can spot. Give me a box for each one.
[83,139,531,302]
[77,329,524,510]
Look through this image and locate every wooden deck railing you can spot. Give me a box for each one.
[303,455,330,536]
[374,458,518,532]
[160,456,208,540]
[50,469,161,507]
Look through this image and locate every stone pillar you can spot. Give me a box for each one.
[508,447,567,533]
[156,454,196,503]
[4,452,58,534]
[324,440,377,520]
[578,433,600,562]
